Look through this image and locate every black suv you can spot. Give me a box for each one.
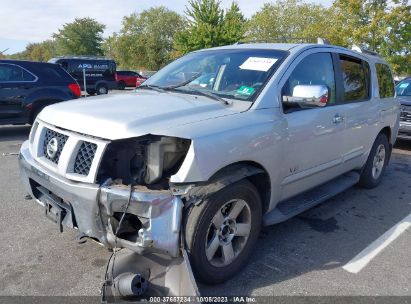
[49,56,117,95]
[0,60,81,125]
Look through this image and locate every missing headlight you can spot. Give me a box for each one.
[97,135,190,187]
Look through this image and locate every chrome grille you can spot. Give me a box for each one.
[400,106,411,123]
[73,141,97,175]
[43,128,68,164]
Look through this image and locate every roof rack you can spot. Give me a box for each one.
[351,45,380,57]
[234,37,330,45]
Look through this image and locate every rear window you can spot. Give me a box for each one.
[376,63,395,98]
[339,55,370,102]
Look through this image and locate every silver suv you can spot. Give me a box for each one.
[19,41,400,295]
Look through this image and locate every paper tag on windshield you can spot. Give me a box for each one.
[239,57,278,72]
[399,83,409,89]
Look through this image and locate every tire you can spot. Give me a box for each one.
[359,133,390,189]
[184,179,262,284]
[96,84,108,95]
[86,89,96,95]
[118,81,126,90]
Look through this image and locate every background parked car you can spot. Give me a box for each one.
[115,70,147,89]
[0,60,81,125]
[49,56,117,95]
[396,77,411,140]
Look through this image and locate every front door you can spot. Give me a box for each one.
[279,51,347,200]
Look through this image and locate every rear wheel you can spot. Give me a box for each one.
[184,180,262,284]
[96,84,108,95]
[359,133,390,189]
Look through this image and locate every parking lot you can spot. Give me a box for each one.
[0,90,410,297]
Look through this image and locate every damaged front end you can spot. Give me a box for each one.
[19,131,199,300]
[93,135,192,256]
[96,136,200,300]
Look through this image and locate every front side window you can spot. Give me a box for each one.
[144,49,287,102]
[376,63,395,98]
[0,64,35,82]
[281,52,336,112]
[340,56,369,102]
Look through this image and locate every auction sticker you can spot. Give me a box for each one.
[239,57,278,72]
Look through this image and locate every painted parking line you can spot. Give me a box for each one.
[343,213,411,274]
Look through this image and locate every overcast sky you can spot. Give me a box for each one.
[0,0,332,54]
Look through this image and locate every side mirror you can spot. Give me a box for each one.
[283,85,329,108]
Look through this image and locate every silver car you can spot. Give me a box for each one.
[19,41,400,296]
[396,77,411,140]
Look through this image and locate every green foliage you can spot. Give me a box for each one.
[328,0,411,75]
[104,7,184,70]
[53,17,105,56]
[174,0,247,54]
[246,0,331,43]
[7,40,57,61]
[246,0,410,75]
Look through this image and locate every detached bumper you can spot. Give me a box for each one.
[19,140,183,257]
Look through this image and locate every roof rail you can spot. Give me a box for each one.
[351,45,380,57]
[234,37,330,45]
[317,37,330,45]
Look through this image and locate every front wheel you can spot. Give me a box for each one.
[359,133,390,189]
[184,179,262,284]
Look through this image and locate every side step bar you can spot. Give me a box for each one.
[263,171,360,226]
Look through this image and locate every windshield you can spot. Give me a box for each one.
[396,78,411,96]
[144,49,287,102]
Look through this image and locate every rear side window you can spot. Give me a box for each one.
[339,55,369,102]
[0,64,36,82]
[376,63,395,98]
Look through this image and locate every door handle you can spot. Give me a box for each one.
[333,114,344,124]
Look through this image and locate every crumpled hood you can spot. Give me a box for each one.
[39,91,247,140]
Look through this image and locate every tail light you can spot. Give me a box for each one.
[68,83,81,98]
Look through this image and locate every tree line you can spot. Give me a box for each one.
[4,0,411,75]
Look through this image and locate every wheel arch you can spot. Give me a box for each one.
[379,126,392,145]
[194,161,272,214]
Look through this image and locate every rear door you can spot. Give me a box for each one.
[335,54,380,170]
[0,63,37,119]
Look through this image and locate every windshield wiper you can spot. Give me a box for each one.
[179,87,232,106]
[163,73,202,90]
[138,80,231,106]
[137,84,167,93]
